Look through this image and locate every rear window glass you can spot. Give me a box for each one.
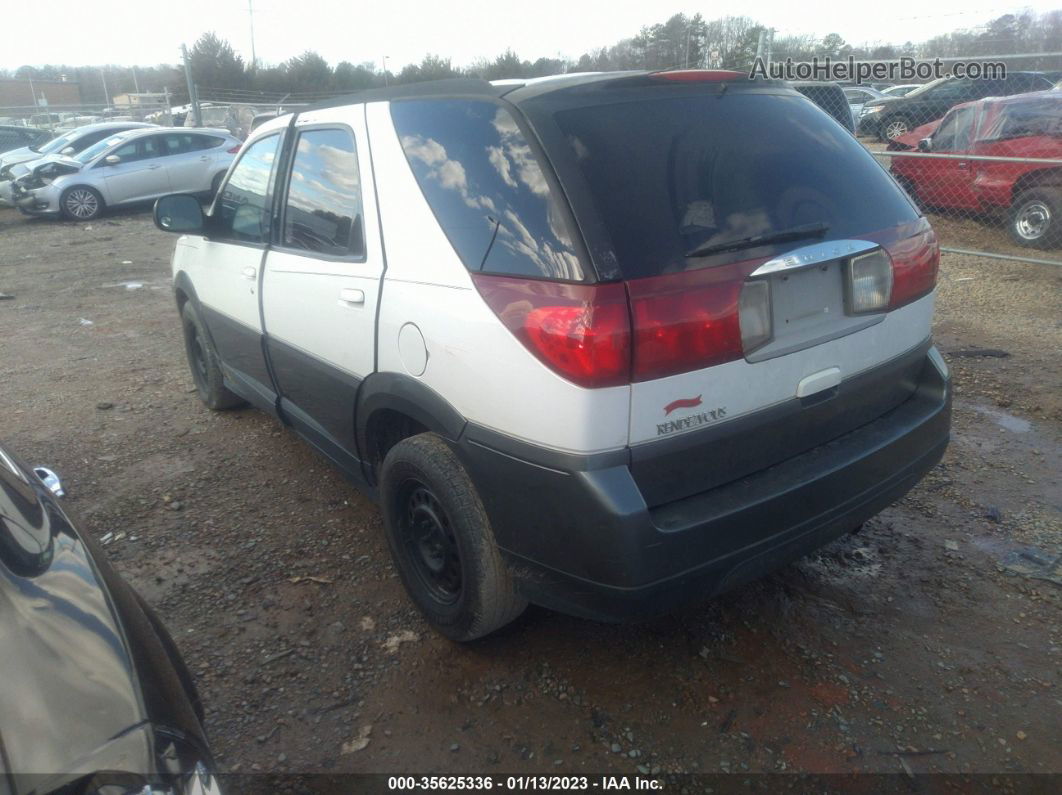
[392,99,584,280]
[551,91,919,279]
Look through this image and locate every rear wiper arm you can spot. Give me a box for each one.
[685,222,830,258]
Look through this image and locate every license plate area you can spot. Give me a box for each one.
[745,258,884,363]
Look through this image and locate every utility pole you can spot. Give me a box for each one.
[181,44,203,127]
[685,24,692,69]
[765,28,776,70]
[382,55,390,86]
[132,65,140,94]
[755,29,766,64]
[248,0,258,70]
[100,68,110,106]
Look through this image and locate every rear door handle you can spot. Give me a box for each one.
[241,266,257,280]
[339,288,365,305]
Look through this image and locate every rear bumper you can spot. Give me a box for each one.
[457,347,950,622]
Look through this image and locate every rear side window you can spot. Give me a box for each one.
[164,133,223,154]
[215,134,279,245]
[392,99,583,280]
[281,127,364,257]
[550,91,920,279]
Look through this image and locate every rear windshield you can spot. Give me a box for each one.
[551,90,919,279]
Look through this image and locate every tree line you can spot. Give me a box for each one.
[5,9,1061,107]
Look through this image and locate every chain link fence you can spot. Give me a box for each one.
[0,100,175,130]
[863,90,1062,267]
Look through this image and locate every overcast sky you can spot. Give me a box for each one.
[5,0,1057,71]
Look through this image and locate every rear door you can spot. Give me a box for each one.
[159,132,224,193]
[185,132,282,406]
[260,108,383,466]
[99,134,170,204]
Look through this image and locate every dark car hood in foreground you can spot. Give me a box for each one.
[0,447,149,782]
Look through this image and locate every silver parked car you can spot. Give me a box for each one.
[10,127,240,221]
[843,86,888,120]
[0,122,155,199]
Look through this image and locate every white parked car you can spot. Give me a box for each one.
[10,127,240,220]
[152,73,951,640]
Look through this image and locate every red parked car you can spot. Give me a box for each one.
[888,91,1062,248]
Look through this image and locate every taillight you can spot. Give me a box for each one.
[471,274,631,388]
[885,225,939,309]
[627,263,752,382]
[227,145,241,154]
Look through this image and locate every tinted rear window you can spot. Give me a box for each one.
[551,91,919,279]
[392,99,584,280]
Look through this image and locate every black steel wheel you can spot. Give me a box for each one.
[380,433,527,641]
[180,301,245,410]
[398,481,463,604]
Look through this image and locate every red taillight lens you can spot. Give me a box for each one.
[627,262,754,381]
[886,225,939,309]
[227,145,241,154]
[471,274,631,388]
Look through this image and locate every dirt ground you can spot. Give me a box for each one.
[1,204,1060,781]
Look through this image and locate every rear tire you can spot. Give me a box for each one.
[60,186,104,221]
[379,433,527,641]
[180,301,245,410]
[1008,188,1061,249]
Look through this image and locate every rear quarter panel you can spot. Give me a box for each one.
[367,101,630,455]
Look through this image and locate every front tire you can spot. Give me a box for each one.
[180,301,245,410]
[380,433,527,641]
[60,186,104,221]
[1008,189,1061,249]
[881,115,911,141]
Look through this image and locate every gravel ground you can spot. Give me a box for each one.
[1,205,1060,779]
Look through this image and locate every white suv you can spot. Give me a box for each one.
[154,72,951,641]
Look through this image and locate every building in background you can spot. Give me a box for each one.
[112,91,169,108]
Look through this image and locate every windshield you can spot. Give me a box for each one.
[550,89,919,279]
[35,132,77,154]
[903,77,949,98]
[74,135,127,164]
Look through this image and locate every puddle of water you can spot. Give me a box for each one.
[103,281,147,290]
[967,404,1031,433]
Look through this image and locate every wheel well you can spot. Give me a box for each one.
[175,287,190,312]
[364,409,428,478]
[1012,168,1062,203]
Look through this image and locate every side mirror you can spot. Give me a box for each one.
[917,137,932,152]
[154,194,205,234]
[60,146,75,155]
[104,154,121,165]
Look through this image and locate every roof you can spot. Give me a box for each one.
[303,70,773,111]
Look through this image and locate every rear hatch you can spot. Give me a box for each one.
[521,75,939,507]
